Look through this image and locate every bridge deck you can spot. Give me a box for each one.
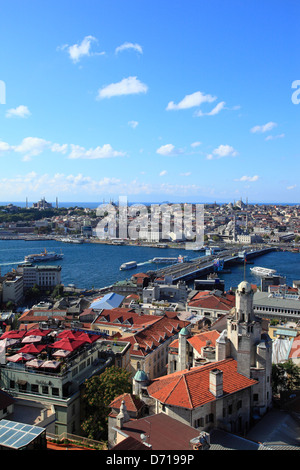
[147,247,275,282]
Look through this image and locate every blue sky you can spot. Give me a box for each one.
[0,0,299,204]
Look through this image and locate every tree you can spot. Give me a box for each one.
[282,360,300,390]
[272,360,300,394]
[81,366,132,439]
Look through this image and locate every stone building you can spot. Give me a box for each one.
[110,280,273,438]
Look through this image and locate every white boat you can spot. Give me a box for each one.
[250,266,277,277]
[25,249,64,263]
[61,237,84,244]
[120,261,137,270]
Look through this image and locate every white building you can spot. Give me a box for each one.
[17,264,61,291]
[2,274,23,304]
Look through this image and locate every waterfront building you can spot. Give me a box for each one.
[16,263,61,292]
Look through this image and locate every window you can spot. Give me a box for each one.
[31,384,39,393]
[52,387,59,397]
[253,394,259,402]
[194,417,204,428]
[42,385,49,395]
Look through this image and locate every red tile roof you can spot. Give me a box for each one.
[170,330,220,353]
[188,292,235,311]
[93,308,158,329]
[109,393,144,413]
[147,358,257,409]
[122,316,189,357]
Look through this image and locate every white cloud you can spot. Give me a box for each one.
[66,35,98,63]
[0,140,11,153]
[250,122,277,133]
[265,133,285,141]
[207,144,238,160]
[97,76,148,99]
[234,175,259,182]
[180,172,191,176]
[115,42,143,54]
[0,137,124,162]
[6,105,31,118]
[195,101,226,117]
[190,141,202,148]
[159,170,167,176]
[156,144,183,156]
[14,137,51,161]
[68,143,126,159]
[51,143,68,154]
[58,36,105,63]
[287,184,296,190]
[128,120,139,129]
[166,91,216,111]
[0,172,216,199]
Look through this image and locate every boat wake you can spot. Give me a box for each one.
[0,261,26,266]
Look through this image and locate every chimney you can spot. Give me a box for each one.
[209,368,223,398]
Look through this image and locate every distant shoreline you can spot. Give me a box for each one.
[1,201,300,209]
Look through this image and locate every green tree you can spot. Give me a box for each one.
[81,366,132,439]
[272,360,300,394]
[272,363,286,394]
[282,360,300,390]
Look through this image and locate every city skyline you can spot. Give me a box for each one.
[0,0,299,204]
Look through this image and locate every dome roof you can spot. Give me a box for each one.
[134,370,148,382]
[237,280,252,293]
[179,327,189,336]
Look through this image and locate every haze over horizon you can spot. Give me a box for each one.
[0,1,299,204]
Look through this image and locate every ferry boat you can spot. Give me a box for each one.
[250,266,277,277]
[24,249,64,263]
[120,261,137,270]
[61,237,84,244]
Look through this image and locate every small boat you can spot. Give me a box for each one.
[120,261,137,270]
[250,266,277,277]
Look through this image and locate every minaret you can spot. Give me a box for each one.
[178,327,190,371]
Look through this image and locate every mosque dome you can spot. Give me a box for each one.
[179,327,189,336]
[134,370,148,382]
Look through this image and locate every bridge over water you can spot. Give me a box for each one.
[147,247,275,283]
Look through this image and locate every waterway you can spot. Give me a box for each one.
[0,239,299,291]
